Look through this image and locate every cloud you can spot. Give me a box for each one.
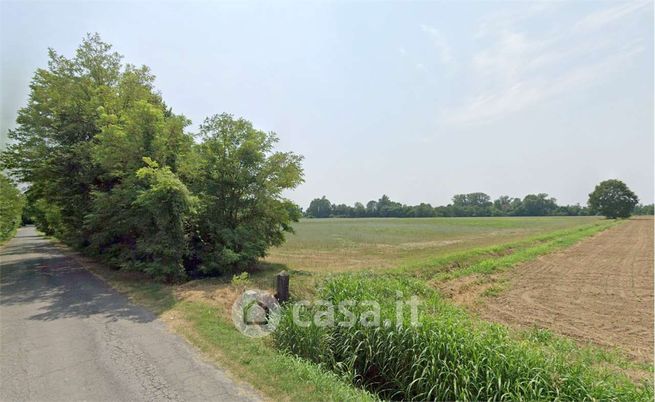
[420,24,454,65]
[475,2,558,39]
[441,2,649,126]
[574,1,650,32]
[445,44,643,125]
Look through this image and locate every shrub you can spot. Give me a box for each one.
[85,158,195,281]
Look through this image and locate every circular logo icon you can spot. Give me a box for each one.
[231,289,281,338]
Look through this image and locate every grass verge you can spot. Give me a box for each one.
[174,301,377,401]
[275,274,653,401]
[73,252,376,402]
[391,220,617,279]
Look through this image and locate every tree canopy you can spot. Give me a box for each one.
[588,179,639,219]
[1,34,303,280]
[303,192,593,218]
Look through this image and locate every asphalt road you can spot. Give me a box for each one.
[0,226,262,402]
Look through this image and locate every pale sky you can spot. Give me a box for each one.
[1,1,653,207]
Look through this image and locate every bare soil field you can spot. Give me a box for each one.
[477,217,654,362]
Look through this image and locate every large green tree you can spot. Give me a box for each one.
[588,179,638,219]
[2,34,303,280]
[185,114,304,275]
[2,34,126,245]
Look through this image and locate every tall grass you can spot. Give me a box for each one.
[274,274,653,401]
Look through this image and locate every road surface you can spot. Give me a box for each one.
[0,226,262,401]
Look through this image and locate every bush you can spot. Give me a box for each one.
[131,158,196,280]
[85,158,195,281]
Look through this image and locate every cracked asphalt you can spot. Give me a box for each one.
[0,226,262,402]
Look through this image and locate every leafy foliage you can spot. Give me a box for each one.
[0,173,24,242]
[588,179,639,219]
[306,196,332,218]
[1,35,303,280]
[633,203,654,215]
[305,192,589,218]
[185,114,303,275]
[134,160,195,279]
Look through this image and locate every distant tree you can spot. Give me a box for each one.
[353,202,366,217]
[302,191,610,220]
[366,200,378,216]
[377,195,406,217]
[414,203,436,217]
[556,203,589,216]
[332,203,353,217]
[520,193,557,216]
[377,194,397,217]
[452,192,492,216]
[306,196,332,218]
[633,204,654,215]
[492,195,521,216]
[588,179,638,219]
[434,205,452,217]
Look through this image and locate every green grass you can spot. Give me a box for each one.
[177,302,377,402]
[421,220,617,281]
[274,273,653,401]
[481,283,506,297]
[266,216,602,272]
[80,216,651,401]
[272,218,654,400]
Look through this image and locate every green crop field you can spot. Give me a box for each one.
[266,216,602,272]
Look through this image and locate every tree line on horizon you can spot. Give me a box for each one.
[305,191,653,219]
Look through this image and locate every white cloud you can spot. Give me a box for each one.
[574,1,650,32]
[420,24,454,65]
[446,45,643,125]
[441,2,648,126]
[475,2,558,39]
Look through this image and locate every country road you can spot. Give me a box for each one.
[0,226,262,402]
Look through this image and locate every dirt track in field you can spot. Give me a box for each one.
[480,217,654,361]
